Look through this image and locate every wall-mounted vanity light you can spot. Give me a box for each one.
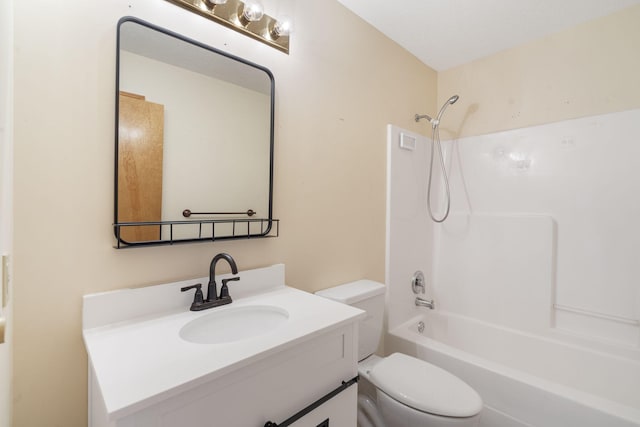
[165,0,291,53]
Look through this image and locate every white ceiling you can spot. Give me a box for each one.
[336,0,640,71]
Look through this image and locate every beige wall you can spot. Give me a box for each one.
[12,0,436,425]
[0,0,13,425]
[438,4,640,139]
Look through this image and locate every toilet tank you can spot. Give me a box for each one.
[315,280,386,361]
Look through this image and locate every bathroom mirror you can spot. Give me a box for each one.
[114,17,275,247]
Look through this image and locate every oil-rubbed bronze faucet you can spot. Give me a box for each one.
[181,253,240,311]
[207,253,239,302]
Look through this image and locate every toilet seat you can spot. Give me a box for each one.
[370,353,483,418]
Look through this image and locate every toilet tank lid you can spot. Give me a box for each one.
[315,280,385,304]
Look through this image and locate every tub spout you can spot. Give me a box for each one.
[415,296,435,309]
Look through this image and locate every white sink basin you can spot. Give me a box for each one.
[179,305,289,344]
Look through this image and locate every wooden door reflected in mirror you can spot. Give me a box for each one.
[117,91,164,241]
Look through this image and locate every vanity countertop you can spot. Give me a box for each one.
[82,265,364,420]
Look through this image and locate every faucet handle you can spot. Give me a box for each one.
[411,271,426,294]
[181,283,204,310]
[219,277,240,299]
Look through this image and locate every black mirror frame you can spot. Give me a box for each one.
[114,16,276,248]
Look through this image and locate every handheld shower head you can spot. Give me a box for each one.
[436,94,460,122]
[415,94,460,224]
[415,95,460,127]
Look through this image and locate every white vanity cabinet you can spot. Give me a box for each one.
[83,265,363,427]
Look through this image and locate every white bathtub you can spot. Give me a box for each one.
[385,311,640,427]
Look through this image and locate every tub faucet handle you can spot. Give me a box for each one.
[412,271,425,294]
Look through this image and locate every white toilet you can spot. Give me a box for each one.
[316,280,483,427]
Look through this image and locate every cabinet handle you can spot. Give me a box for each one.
[263,376,359,427]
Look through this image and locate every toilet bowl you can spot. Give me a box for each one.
[316,280,482,427]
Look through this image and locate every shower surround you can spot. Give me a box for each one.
[385,109,640,426]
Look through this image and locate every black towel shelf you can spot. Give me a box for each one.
[113,217,279,248]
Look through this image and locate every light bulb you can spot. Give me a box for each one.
[240,0,264,25]
[202,0,227,10]
[270,16,293,39]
